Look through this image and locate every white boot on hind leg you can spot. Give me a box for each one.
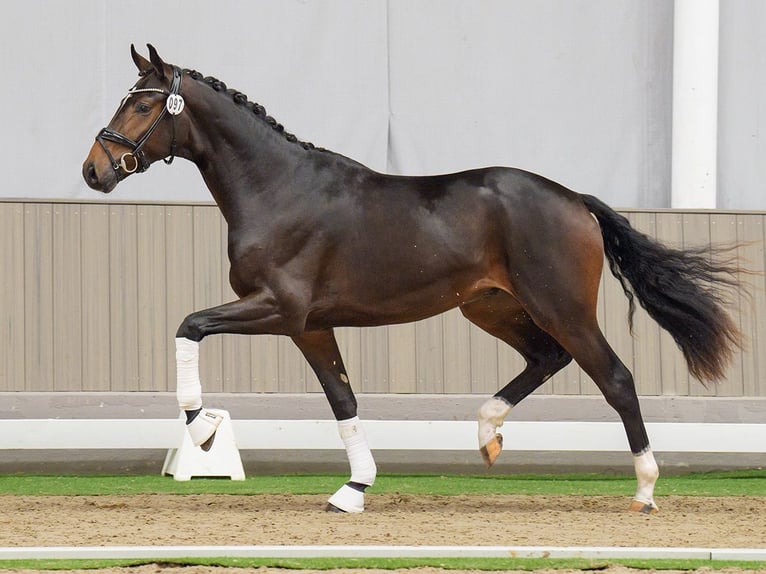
[327,417,376,513]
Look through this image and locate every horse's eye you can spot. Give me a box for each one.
[135,101,152,115]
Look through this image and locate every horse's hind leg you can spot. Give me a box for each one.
[292,329,376,513]
[521,299,659,513]
[559,325,659,513]
[460,292,572,466]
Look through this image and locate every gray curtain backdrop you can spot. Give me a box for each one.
[0,0,762,208]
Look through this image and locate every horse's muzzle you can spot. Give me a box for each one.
[82,159,117,193]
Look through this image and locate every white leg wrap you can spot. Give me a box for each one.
[338,416,377,485]
[477,396,511,448]
[176,337,202,411]
[633,448,659,508]
[327,417,376,513]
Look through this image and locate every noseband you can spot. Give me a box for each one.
[96,66,183,179]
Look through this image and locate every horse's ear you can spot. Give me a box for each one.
[130,44,152,75]
[146,44,167,81]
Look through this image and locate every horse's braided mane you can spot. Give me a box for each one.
[184,68,319,151]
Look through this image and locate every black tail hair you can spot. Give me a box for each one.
[581,194,743,383]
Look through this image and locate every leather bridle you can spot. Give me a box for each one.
[96,66,183,179]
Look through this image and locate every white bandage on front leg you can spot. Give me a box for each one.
[477,396,512,448]
[338,416,377,486]
[176,337,202,411]
[176,337,222,450]
[327,416,377,513]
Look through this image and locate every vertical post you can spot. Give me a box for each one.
[671,0,719,208]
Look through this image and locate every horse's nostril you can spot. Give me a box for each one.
[85,162,98,185]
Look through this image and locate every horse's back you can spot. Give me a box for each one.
[332,164,603,307]
[375,165,601,260]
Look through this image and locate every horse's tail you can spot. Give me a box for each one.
[581,193,743,384]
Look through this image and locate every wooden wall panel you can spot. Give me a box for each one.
[52,204,83,391]
[80,204,110,390]
[1,202,764,400]
[23,204,53,391]
[0,203,25,391]
[251,334,280,392]
[108,205,139,391]
[441,308,471,394]
[163,206,195,394]
[136,205,168,392]
[388,323,417,393]
[737,214,766,396]
[360,327,388,393]
[415,316,444,394]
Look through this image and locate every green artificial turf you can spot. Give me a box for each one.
[0,469,763,497]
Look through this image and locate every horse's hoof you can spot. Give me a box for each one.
[327,483,365,513]
[187,408,224,450]
[480,433,503,467]
[199,431,216,452]
[325,502,346,513]
[628,499,658,514]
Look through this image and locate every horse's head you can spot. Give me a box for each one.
[83,44,186,193]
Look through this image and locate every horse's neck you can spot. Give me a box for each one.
[188,102,306,225]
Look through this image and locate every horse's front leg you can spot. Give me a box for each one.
[293,329,376,513]
[175,337,224,450]
[175,290,306,451]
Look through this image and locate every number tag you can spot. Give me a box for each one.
[166,94,185,115]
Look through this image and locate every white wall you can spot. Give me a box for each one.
[718,0,766,210]
[0,0,761,208]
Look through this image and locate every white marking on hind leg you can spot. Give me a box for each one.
[477,396,511,449]
[632,448,659,512]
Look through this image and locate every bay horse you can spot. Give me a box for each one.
[83,45,743,514]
